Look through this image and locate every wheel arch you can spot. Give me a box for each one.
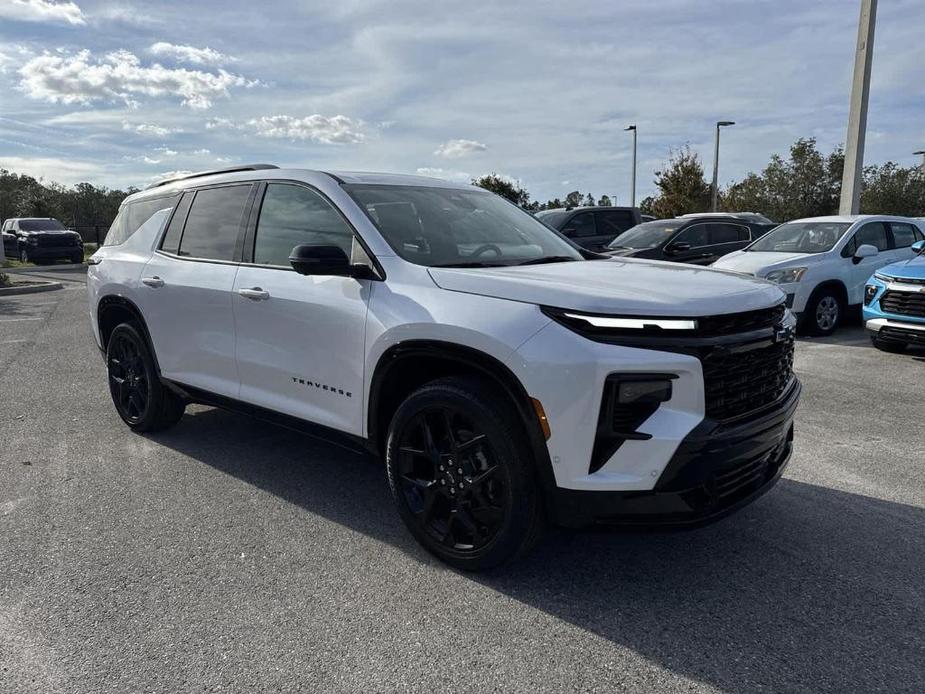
[367,340,558,511]
[96,295,161,374]
[807,279,849,306]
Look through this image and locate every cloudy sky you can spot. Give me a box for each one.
[0,0,922,202]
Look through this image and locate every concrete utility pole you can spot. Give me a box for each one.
[839,0,878,215]
[711,121,735,212]
[625,125,637,207]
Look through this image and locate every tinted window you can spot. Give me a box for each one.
[890,222,917,248]
[565,212,596,238]
[674,223,710,247]
[710,223,749,244]
[254,184,355,265]
[853,222,889,252]
[178,185,251,260]
[159,192,193,254]
[750,221,850,254]
[609,220,683,249]
[106,195,178,247]
[595,210,636,236]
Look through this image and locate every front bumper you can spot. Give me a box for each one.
[865,317,925,346]
[24,245,83,260]
[551,379,800,528]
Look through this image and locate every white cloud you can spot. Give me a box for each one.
[0,155,101,183]
[153,145,178,156]
[0,0,85,26]
[122,121,180,137]
[149,42,235,67]
[434,138,487,158]
[18,49,254,109]
[247,115,366,144]
[205,117,237,130]
[415,167,470,183]
[148,169,193,183]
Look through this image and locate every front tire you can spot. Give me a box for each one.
[803,290,843,336]
[106,323,185,432]
[385,377,543,571]
[870,336,907,353]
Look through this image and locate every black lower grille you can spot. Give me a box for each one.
[715,454,769,499]
[879,325,925,345]
[701,336,795,421]
[880,290,925,318]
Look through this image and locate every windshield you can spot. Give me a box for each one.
[19,219,65,231]
[746,221,851,253]
[608,220,682,249]
[344,184,583,267]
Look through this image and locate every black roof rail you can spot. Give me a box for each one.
[146,164,279,190]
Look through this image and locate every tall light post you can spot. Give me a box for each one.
[624,125,637,207]
[711,121,735,212]
[839,0,877,215]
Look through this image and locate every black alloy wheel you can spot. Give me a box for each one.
[105,323,185,432]
[396,408,506,552]
[386,377,543,571]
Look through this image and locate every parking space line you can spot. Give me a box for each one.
[0,317,45,322]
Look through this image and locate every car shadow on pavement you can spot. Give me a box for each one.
[152,407,924,693]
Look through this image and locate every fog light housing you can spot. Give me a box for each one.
[864,284,878,306]
[617,378,673,405]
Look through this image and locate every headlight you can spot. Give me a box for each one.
[864,284,879,306]
[764,267,807,284]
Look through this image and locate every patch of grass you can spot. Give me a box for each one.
[0,272,10,288]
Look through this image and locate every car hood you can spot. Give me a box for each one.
[712,250,820,276]
[879,255,925,280]
[427,258,784,316]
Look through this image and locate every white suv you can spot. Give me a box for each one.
[87,165,800,569]
[713,215,925,335]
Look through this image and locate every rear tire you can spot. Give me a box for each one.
[385,376,544,571]
[106,323,185,432]
[870,336,907,353]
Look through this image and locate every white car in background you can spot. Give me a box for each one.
[712,215,925,335]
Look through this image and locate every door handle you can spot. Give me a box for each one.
[238,287,270,301]
[141,276,164,288]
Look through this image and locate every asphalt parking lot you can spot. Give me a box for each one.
[1,269,923,693]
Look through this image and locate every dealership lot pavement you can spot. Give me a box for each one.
[1,271,923,693]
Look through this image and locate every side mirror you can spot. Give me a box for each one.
[289,244,354,277]
[912,240,925,255]
[853,244,879,264]
[667,241,691,254]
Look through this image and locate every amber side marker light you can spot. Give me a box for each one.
[531,397,551,440]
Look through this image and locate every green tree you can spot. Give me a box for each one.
[582,193,595,207]
[471,173,531,207]
[647,146,711,219]
[860,162,925,216]
[564,191,582,208]
[597,195,612,206]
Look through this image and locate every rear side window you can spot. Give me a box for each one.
[890,222,918,248]
[177,185,251,260]
[253,183,355,265]
[104,195,178,247]
[674,223,710,247]
[709,223,750,244]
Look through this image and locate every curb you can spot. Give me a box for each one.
[0,281,64,296]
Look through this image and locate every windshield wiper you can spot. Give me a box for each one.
[430,261,509,268]
[516,255,577,266]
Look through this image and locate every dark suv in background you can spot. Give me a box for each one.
[604,213,777,265]
[1,217,84,264]
[535,206,642,251]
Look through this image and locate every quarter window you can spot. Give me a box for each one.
[253,184,356,266]
[709,223,750,244]
[177,185,252,261]
[159,192,193,254]
[104,194,178,247]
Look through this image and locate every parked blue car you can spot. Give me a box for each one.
[863,240,925,352]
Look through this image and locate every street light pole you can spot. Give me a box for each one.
[711,121,735,212]
[625,125,637,207]
[839,0,878,215]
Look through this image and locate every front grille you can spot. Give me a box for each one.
[714,454,770,500]
[880,325,925,345]
[697,304,786,337]
[880,290,925,318]
[701,336,795,421]
[35,234,76,247]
